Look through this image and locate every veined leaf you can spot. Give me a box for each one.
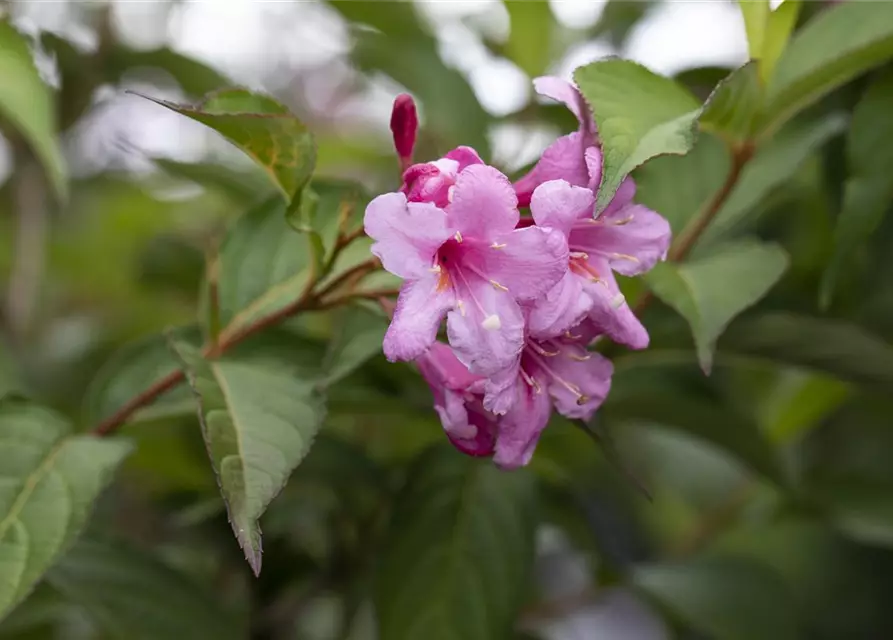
[137,88,315,203]
[168,339,325,575]
[323,305,388,386]
[374,445,537,640]
[574,59,702,212]
[645,240,789,373]
[0,399,131,620]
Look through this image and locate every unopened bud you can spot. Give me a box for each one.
[390,93,418,172]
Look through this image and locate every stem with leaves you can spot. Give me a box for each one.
[92,224,391,437]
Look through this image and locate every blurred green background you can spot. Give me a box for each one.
[3,1,893,639]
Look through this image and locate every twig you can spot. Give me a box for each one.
[93,370,186,436]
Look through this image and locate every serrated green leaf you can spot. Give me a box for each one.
[760,1,893,135]
[374,445,537,640]
[822,69,893,307]
[323,305,387,386]
[168,339,325,576]
[84,327,201,426]
[0,21,67,200]
[574,59,701,212]
[604,391,784,485]
[700,62,763,143]
[720,312,893,390]
[137,88,315,203]
[633,556,801,640]
[0,399,132,620]
[645,240,789,373]
[47,538,244,640]
[215,196,315,338]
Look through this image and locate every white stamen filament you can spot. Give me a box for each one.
[527,347,586,401]
[454,230,463,243]
[570,251,589,260]
[530,341,559,357]
[491,242,507,249]
[520,368,542,393]
[447,185,456,203]
[490,279,508,292]
[456,300,467,316]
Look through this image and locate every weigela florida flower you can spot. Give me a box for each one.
[372,86,672,468]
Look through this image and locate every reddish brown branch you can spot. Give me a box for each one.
[93,369,186,436]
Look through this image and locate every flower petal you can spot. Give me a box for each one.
[383,273,456,362]
[493,380,552,469]
[365,193,454,279]
[534,76,592,133]
[448,164,519,239]
[514,132,591,207]
[528,271,593,339]
[581,260,649,350]
[573,204,671,276]
[444,146,484,171]
[531,179,595,237]
[444,399,498,457]
[548,349,613,420]
[600,175,637,218]
[585,146,602,193]
[417,342,482,391]
[446,275,525,376]
[483,225,569,301]
[482,357,520,415]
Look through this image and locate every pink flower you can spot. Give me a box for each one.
[365,162,570,374]
[390,94,418,172]
[400,146,483,208]
[416,342,496,457]
[416,335,611,470]
[514,77,597,207]
[529,151,671,349]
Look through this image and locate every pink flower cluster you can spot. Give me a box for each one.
[365,77,672,469]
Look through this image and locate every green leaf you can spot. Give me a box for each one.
[699,62,763,143]
[644,240,789,373]
[505,0,555,78]
[323,305,387,386]
[821,69,893,307]
[702,114,847,245]
[760,0,801,84]
[758,371,850,444]
[84,328,201,426]
[739,1,770,62]
[604,390,784,485]
[136,88,315,203]
[0,399,131,620]
[374,445,537,640]
[0,21,67,200]
[168,339,325,576]
[720,313,893,390]
[633,133,730,234]
[574,59,701,212]
[47,538,244,639]
[215,196,315,338]
[760,1,893,135]
[633,556,801,640]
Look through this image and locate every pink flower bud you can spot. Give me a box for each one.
[390,94,418,171]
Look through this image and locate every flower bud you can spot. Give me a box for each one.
[390,93,418,171]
